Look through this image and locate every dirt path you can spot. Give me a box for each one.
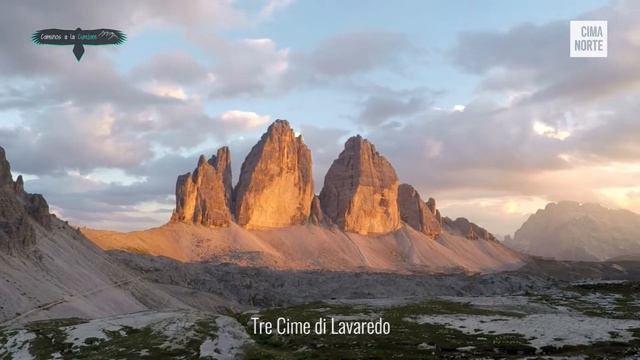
[0,276,142,327]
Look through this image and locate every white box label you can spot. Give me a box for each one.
[570,20,607,58]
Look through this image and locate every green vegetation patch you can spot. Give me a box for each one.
[572,282,640,319]
[539,328,640,359]
[17,314,219,360]
[27,318,87,359]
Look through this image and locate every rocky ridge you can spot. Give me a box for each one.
[443,217,497,241]
[169,120,497,242]
[0,147,206,323]
[0,147,51,253]
[397,183,442,239]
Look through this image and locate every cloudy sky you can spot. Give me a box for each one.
[1,0,639,236]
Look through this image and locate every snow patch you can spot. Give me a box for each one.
[199,315,253,360]
[1,329,35,360]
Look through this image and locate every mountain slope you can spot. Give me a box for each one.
[505,201,640,261]
[0,147,193,324]
[82,222,524,274]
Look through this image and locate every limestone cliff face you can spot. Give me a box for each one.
[0,147,51,253]
[397,184,442,239]
[171,147,233,227]
[234,120,314,229]
[319,136,400,235]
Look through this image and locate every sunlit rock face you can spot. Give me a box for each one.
[0,147,51,253]
[234,120,314,229]
[397,184,442,239]
[171,147,234,227]
[319,136,400,235]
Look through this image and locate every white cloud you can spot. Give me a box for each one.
[220,110,271,130]
[259,0,295,19]
[424,139,443,158]
[143,82,188,100]
[598,185,640,213]
[197,36,291,97]
[4,0,639,235]
[533,121,571,140]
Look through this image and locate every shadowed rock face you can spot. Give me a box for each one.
[443,217,496,241]
[397,184,442,239]
[309,195,325,225]
[426,198,436,214]
[25,193,51,229]
[319,136,400,235]
[171,147,233,227]
[0,148,12,188]
[0,147,51,253]
[234,120,314,229]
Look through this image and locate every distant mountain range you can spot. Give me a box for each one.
[505,201,640,261]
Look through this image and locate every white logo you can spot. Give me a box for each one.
[570,20,607,58]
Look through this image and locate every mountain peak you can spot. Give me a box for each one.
[319,136,400,235]
[234,120,314,229]
[507,201,640,261]
[397,183,442,238]
[270,118,291,128]
[0,146,13,188]
[172,146,233,227]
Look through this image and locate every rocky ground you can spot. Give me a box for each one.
[108,251,548,308]
[4,248,640,360]
[3,280,640,359]
[242,281,640,359]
